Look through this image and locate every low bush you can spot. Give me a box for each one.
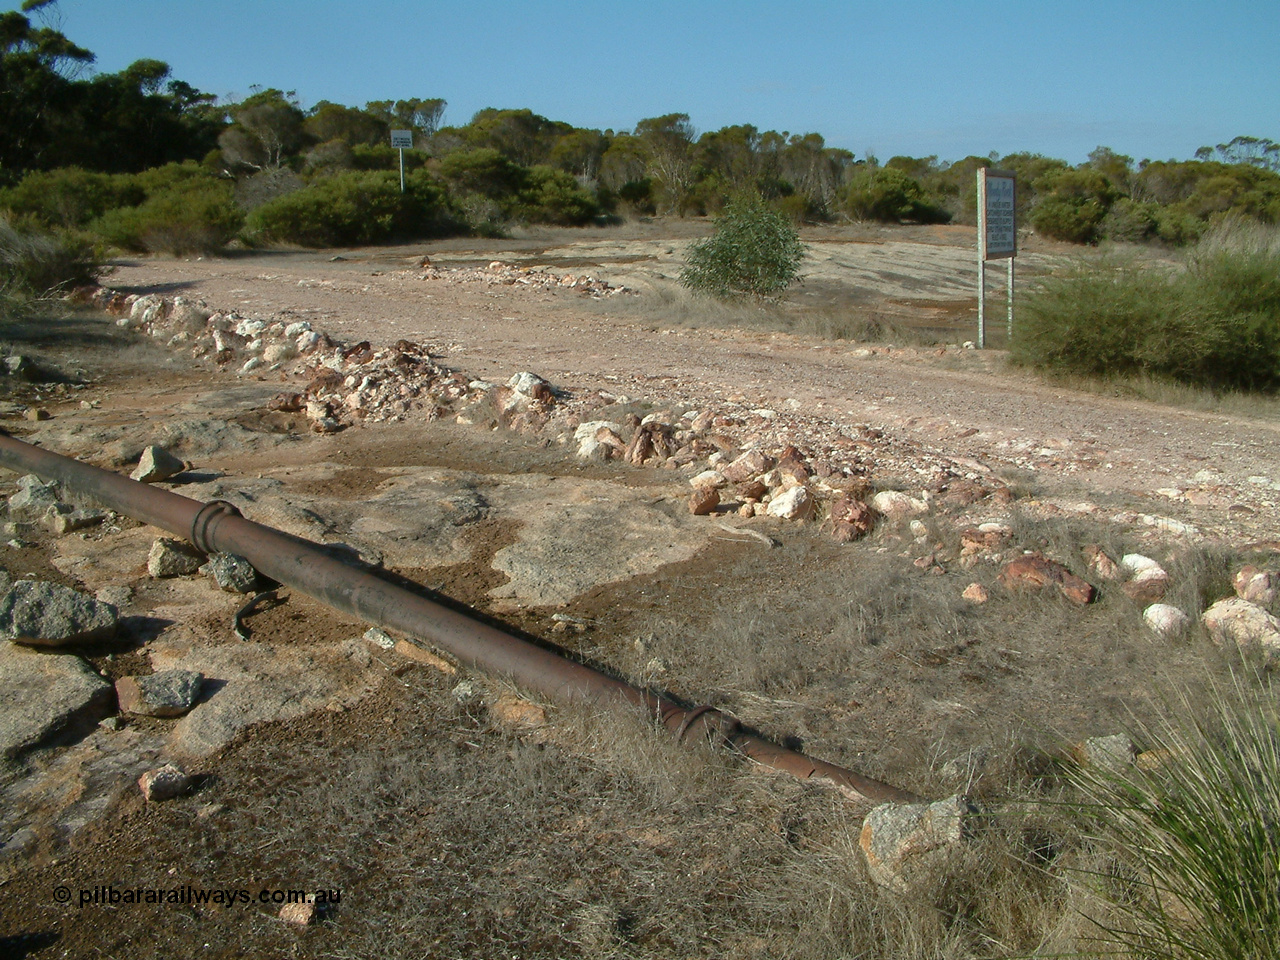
[1069,676,1280,960]
[1030,194,1108,243]
[246,170,455,247]
[843,167,951,224]
[92,177,242,256]
[1012,223,1280,391]
[0,217,101,296]
[0,167,143,229]
[511,166,599,225]
[679,194,807,299]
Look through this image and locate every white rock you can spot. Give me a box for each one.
[1120,554,1163,577]
[690,470,725,490]
[235,318,268,338]
[870,490,928,517]
[129,295,160,322]
[573,420,623,459]
[296,330,321,353]
[1140,515,1198,537]
[130,445,185,483]
[284,321,312,338]
[262,342,296,364]
[1076,734,1136,771]
[1235,567,1279,606]
[766,484,814,520]
[1202,598,1280,665]
[507,371,550,396]
[1143,603,1191,639]
[859,796,977,890]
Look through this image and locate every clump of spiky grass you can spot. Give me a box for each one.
[0,216,100,298]
[1069,675,1280,959]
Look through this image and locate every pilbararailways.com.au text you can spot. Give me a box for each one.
[58,885,342,909]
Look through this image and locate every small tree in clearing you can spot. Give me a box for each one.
[679,194,806,299]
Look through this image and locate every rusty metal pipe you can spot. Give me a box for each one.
[0,432,917,803]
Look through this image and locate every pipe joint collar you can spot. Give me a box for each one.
[672,705,741,745]
[190,499,243,554]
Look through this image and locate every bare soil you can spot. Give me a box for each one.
[0,222,1276,958]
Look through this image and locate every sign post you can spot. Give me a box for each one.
[976,169,1016,348]
[390,129,414,193]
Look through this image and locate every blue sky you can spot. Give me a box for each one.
[24,0,1280,165]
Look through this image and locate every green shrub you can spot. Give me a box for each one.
[615,178,655,215]
[512,166,598,225]
[0,217,101,296]
[247,170,455,247]
[679,194,806,299]
[1102,198,1161,243]
[437,148,524,198]
[843,167,951,223]
[1069,677,1280,960]
[92,177,242,255]
[772,192,821,224]
[0,168,143,229]
[1012,224,1280,391]
[1155,207,1206,246]
[1031,194,1108,243]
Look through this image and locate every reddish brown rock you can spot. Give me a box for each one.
[939,479,988,507]
[393,640,456,674]
[998,553,1096,605]
[959,528,1004,556]
[343,340,374,364]
[490,694,547,729]
[305,369,343,395]
[1083,544,1121,581]
[688,486,720,516]
[594,426,626,452]
[624,429,654,465]
[279,899,318,926]
[1121,571,1169,604]
[828,497,875,543]
[267,392,305,412]
[721,449,775,483]
[777,456,812,484]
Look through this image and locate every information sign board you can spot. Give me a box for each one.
[978,170,1016,259]
[390,130,414,149]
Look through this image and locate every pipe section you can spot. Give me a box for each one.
[0,432,917,803]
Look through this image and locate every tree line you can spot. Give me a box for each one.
[2,0,1278,254]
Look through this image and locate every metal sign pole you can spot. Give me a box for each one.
[399,148,405,193]
[1007,256,1014,342]
[976,170,987,348]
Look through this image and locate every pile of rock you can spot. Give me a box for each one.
[411,260,632,299]
[78,285,1015,527]
[85,287,505,432]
